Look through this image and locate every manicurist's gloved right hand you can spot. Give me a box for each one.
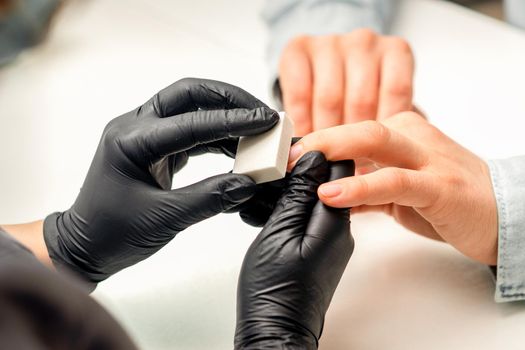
[235,152,355,349]
[43,78,279,288]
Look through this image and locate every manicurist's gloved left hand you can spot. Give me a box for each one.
[235,152,355,349]
[43,78,279,288]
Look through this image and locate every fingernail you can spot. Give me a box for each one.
[288,143,303,163]
[319,183,342,197]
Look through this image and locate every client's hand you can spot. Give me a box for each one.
[289,112,498,265]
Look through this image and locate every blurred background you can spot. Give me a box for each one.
[459,0,504,18]
[0,0,519,68]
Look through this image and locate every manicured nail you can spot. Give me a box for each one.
[319,183,342,197]
[288,143,303,163]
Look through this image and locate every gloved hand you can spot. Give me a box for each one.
[229,137,302,227]
[235,152,355,349]
[43,78,279,288]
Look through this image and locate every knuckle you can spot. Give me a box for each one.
[284,86,311,106]
[102,117,123,141]
[316,89,343,113]
[353,177,370,200]
[285,34,311,52]
[344,28,378,50]
[389,168,410,193]
[102,113,143,155]
[312,34,338,49]
[348,95,376,116]
[305,130,325,149]
[175,77,197,89]
[394,111,425,126]
[386,36,413,54]
[385,80,412,98]
[362,120,390,146]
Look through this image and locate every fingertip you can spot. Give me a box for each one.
[261,107,280,125]
[288,142,304,164]
[290,151,327,177]
[318,183,342,198]
[317,185,350,208]
[229,107,279,136]
[294,124,312,137]
[220,174,257,205]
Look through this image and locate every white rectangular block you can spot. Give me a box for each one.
[233,112,294,184]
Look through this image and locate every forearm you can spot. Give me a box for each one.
[0,220,52,267]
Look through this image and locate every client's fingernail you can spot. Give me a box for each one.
[319,183,342,197]
[288,143,303,163]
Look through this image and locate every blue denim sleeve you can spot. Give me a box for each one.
[0,0,60,66]
[262,0,395,82]
[488,156,525,302]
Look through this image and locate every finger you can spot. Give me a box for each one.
[302,160,355,266]
[191,131,303,161]
[354,158,380,175]
[310,36,345,130]
[262,151,329,237]
[377,37,414,120]
[152,78,268,118]
[186,139,239,158]
[289,120,428,169]
[279,36,313,136]
[231,137,304,225]
[352,204,443,241]
[412,105,427,120]
[165,173,256,231]
[149,152,189,190]
[341,32,380,123]
[236,178,286,227]
[146,107,279,161]
[318,167,438,208]
[380,111,433,142]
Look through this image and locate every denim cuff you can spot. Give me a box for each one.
[488,156,525,302]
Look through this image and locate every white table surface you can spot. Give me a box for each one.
[1,0,525,349]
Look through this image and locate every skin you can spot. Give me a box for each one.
[288,112,498,266]
[279,29,415,135]
[1,221,51,267]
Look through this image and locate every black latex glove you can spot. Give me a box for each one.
[229,137,302,227]
[235,152,355,349]
[43,78,279,288]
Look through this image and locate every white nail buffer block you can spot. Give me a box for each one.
[233,112,294,184]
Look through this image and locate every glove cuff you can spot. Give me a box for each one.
[234,321,318,349]
[43,212,98,293]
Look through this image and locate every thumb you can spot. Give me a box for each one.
[263,151,330,234]
[304,160,356,257]
[165,173,256,230]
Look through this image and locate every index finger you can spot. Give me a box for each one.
[279,36,314,136]
[146,107,279,162]
[288,120,428,170]
[377,37,415,120]
[151,78,268,118]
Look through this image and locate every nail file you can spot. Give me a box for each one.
[233,112,294,184]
